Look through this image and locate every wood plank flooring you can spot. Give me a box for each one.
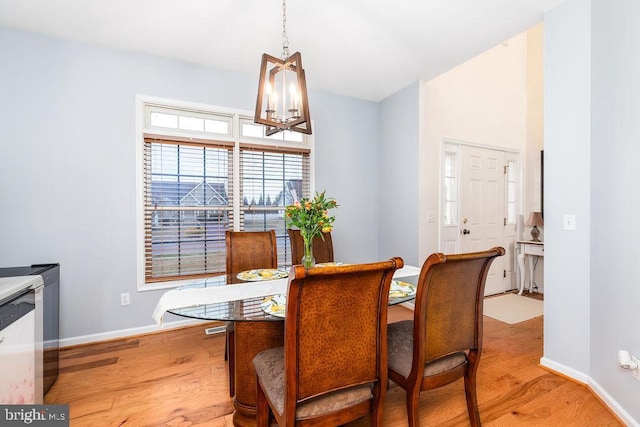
[46,295,622,426]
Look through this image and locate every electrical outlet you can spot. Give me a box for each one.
[633,356,640,382]
[120,292,130,306]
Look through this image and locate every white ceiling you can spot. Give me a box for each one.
[0,0,565,101]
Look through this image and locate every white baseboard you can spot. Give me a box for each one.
[59,318,218,348]
[541,357,639,426]
[589,377,640,427]
[540,356,590,383]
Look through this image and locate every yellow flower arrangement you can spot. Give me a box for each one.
[285,191,338,267]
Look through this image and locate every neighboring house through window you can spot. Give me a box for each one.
[136,97,313,290]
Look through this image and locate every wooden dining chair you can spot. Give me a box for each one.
[287,229,334,265]
[253,257,404,426]
[225,230,278,397]
[387,247,505,427]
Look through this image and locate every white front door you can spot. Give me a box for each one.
[460,146,507,295]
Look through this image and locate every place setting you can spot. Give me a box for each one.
[236,268,289,281]
[259,279,417,318]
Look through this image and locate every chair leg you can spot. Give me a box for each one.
[371,385,384,427]
[406,385,422,427]
[226,324,235,397]
[464,355,481,427]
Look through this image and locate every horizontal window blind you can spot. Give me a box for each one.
[239,144,310,266]
[144,136,233,282]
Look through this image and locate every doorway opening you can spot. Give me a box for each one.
[441,141,520,295]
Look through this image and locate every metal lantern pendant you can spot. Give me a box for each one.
[254,0,312,136]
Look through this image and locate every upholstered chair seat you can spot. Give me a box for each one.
[253,347,373,419]
[387,320,468,379]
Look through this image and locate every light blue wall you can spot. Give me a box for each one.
[545,0,640,423]
[378,83,420,267]
[543,0,592,376]
[590,0,640,420]
[310,91,380,264]
[0,26,379,340]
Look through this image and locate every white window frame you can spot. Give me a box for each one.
[135,95,315,291]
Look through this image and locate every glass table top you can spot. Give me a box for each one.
[168,273,419,322]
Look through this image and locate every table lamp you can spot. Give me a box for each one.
[526,211,544,242]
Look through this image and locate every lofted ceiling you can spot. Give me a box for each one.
[0,0,565,101]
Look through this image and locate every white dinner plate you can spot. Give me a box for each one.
[260,294,287,317]
[260,280,415,319]
[236,269,289,282]
[389,280,416,298]
[314,262,346,267]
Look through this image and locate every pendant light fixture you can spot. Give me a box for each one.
[254,0,312,136]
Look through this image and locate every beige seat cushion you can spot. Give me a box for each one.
[253,347,373,419]
[388,320,467,379]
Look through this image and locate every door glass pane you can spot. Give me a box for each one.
[443,152,457,226]
[506,160,517,224]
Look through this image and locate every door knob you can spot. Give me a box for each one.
[462,229,471,235]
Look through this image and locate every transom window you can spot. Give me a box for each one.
[138,99,312,289]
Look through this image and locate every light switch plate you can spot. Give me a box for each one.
[563,214,576,230]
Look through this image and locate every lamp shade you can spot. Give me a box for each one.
[525,212,544,227]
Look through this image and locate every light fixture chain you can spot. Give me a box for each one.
[281,0,290,59]
[255,0,312,135]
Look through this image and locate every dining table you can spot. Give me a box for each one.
[152,263,421,427]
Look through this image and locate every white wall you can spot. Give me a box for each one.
[420,29,540,263]
[0,26,380,342]
[525,23,545,223]
[524,24,545,287]
[544,0,639,423]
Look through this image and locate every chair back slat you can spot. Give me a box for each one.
[226,230,277,274]
[414,249,504,362]
[287,229,334,264]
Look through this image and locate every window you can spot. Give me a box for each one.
[443,152,458,226]
[147,106,233,137]
[139,99,312,288]
[239,144,310,264]
[506,159,517,224]
[143,135,233,282]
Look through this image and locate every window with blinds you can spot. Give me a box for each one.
[143,136,233,282]
[239,144,310,266]
[139,99,312,286]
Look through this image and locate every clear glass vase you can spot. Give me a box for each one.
[301,234,315,268]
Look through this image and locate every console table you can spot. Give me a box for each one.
[517,241,544,295]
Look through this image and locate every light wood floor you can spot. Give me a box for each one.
[46,295,622,426]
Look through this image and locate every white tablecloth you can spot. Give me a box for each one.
[152,264,421,325]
